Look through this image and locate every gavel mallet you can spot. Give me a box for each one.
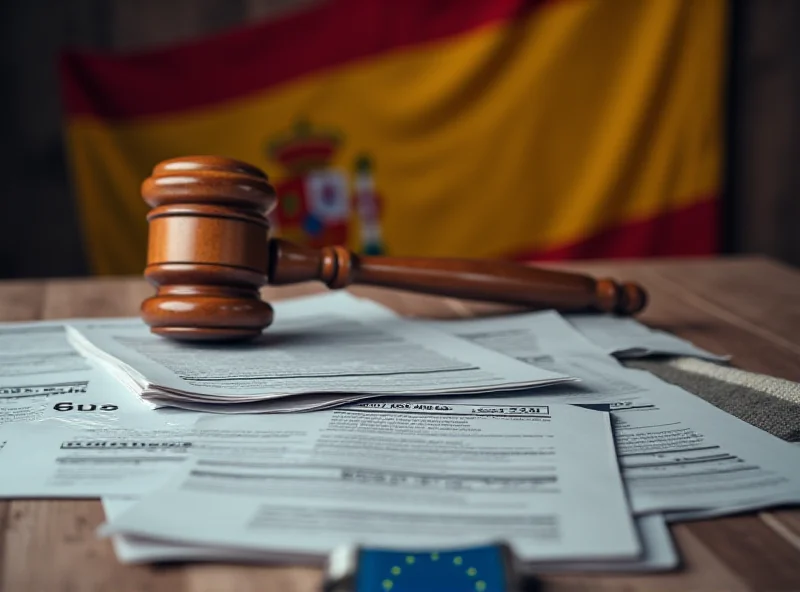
[140,156,647,341]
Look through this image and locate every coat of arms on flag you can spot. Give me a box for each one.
[266,120,386,255]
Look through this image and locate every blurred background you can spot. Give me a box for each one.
[0,0,797,279]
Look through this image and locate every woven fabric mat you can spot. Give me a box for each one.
[624,358,800,443]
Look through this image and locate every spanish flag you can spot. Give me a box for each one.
[61,0,727,276]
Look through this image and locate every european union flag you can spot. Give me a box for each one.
[355,544,508,592]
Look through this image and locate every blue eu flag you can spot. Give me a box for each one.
[354,544,508,592]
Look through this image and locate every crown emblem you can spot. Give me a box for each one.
[267,120,342,174]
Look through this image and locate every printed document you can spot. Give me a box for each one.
[100,403,640,563]
[0,321,90,386]
[414,310,800,515]
[0,319,161,429]
[67,294,572,412]
[0,399,617,501]
[102,499,676,573]
[566,314,729,361]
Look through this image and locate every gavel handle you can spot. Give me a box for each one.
[267,239,647,315]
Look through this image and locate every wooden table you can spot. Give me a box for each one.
[1,255,799,591]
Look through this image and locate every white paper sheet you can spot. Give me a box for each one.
[0,321,91,386]
[102,499,676,573]
[0,320,96,428]
[410,310,800,515]
[100,403,639,564]
[0,316,202,497]
[0,319,163,430]
[68,293,572,412]
[566,314,730,361]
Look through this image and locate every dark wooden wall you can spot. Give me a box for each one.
[0,0,797,279]
[727,0,800,267]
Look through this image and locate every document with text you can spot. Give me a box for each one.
[0,319,163,429]
[566,314,729,361]
[100,403,640,564]
[0,321,91,387]
[414,310,800,516]
[67,294,572,412]
[102,498,676,572]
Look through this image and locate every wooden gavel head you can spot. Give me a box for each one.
[141,156,281,341]
[141,155,647,342]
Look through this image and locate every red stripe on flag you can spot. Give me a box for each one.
[512,198,719,261]
[60,0,555,119]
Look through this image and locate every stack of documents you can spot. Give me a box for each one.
[67,295,573,413]
[2,291,799,574]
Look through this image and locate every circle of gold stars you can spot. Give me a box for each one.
[380,553,487,591]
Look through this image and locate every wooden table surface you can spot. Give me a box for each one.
[1,255,799,591]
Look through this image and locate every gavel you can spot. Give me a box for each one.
[140,156,647,341]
